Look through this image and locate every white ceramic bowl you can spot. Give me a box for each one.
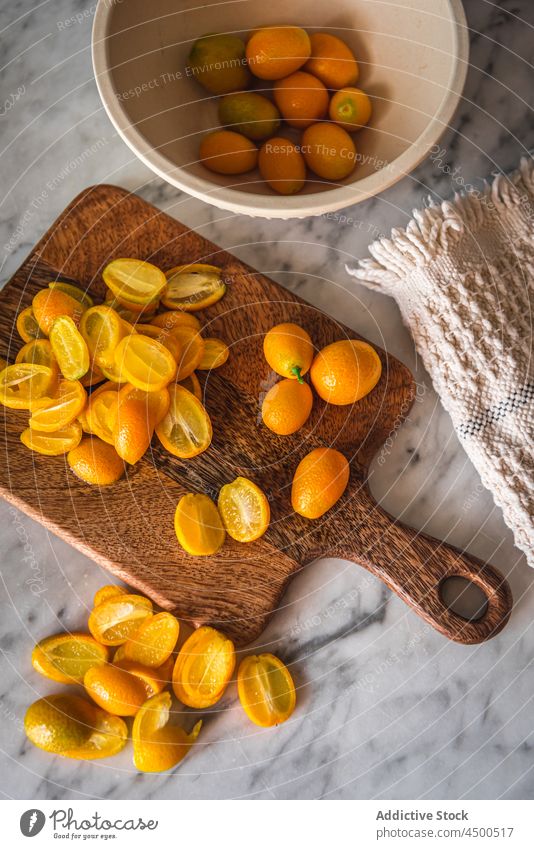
[92,0,469,219]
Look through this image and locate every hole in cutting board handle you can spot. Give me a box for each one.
[439,576,489,622]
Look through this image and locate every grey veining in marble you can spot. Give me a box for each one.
[0,0,533,801]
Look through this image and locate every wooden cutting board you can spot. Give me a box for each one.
[0,186,512,646]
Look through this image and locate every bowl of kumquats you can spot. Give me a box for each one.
[92,1,468,218]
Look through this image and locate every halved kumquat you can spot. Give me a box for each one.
[49,281,94,311]
[132,691,202,772]
[172,626,235,708]
[16,307,42,343]
[80,305,126,369]
[197,338,229,370]
[88,594,153,646]
[29,379,87,432]
[120,612,179,668]
[49,316,90,381]
[163,264,226,312]
[113,333,176,392]
[151,311,201,332]
[16,339,58,373]
[31,633,109,684]
[113,659,166,698]
[237,653,296,727]
[171,327,204,381]
[21,421,82,455]
[85,389,119,445]
[156,384,212,459]
[178,371,202,400]
[0,363,56,410]
[103,258,167,306]
[94,584,128,607]
[218,476,270,542]
[174,493,226,556]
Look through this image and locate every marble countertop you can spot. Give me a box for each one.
[1,0,533,800]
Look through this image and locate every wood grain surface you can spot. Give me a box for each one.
[0,185,512,645]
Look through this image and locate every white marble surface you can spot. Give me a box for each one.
[1,0,533,800]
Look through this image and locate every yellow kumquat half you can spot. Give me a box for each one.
[163,263,226,312]
[174,493,226,556]
[237,653,296,727]
[172,626,235,708]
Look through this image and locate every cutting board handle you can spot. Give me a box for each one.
[333,491,512,644]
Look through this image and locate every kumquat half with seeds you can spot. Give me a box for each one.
[25,583,298,770]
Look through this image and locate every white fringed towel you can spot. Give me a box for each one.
[347,158,534,566]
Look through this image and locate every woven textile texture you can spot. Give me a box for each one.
[347,158,534,566]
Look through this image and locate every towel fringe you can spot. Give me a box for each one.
[347,156,534,289]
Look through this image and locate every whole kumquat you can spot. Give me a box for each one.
[291,447,350,519]
[188,33,250,94]
[67,437,125,486]
[199,131,258,176]
[261,377,313,435]
[304,32,359,90]
[258,137,306,195]
[24,694,95,753]
[301,122,357,181]
[218,92,281,141]
[84,663,148,716]
[246,26,311,80]
[263,322,314,382]
[310,339,382,405]
[273,71,329,128]
[32,287,85,335]
[329,87,372,131]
